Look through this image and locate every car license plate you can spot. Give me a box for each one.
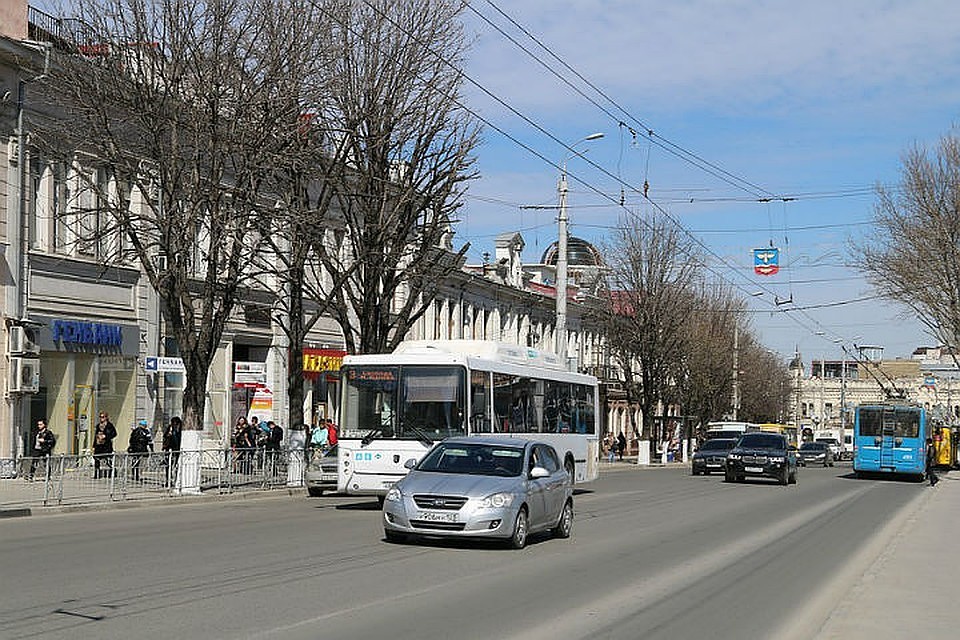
[321,473,337,482]
[418,510,458,523]
[707,463,721,468]
[745,466,763,473]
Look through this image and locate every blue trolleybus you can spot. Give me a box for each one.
[853,403,930,480]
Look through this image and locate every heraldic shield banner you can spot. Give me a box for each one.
[753,247,780,276]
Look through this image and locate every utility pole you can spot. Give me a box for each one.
[732,323,740,420]
[554,132,602,367]
[556,171,569,362]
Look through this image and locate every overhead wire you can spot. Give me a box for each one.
[340,0,873,347]
[472,0,776,200]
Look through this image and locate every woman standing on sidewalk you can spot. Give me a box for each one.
[93,412,117,479]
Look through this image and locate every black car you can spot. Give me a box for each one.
[798,441,835,467]
[725,433,798,485]
[692,438,737,475]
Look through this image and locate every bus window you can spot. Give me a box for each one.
[573,383,595,434]
[858,408,883,437]
[493,374,538,433]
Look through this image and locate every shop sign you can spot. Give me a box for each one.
[235,361,267,385]
[302,348,347,373]
[52,319,122,347]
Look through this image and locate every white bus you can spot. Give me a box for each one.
[337,340,600,499]
[704,421,760,441]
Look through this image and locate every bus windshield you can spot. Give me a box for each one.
[858,406,921,438]
[341,365,467,441]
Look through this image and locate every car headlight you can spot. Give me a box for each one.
[769,456,784,463]
[385,487,402,502]
[479,492,515,509]
[728,453,741,460]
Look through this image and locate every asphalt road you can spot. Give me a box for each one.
[0,463,925,640]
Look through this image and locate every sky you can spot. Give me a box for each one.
[454,0,960,363]
[27,1,960,363]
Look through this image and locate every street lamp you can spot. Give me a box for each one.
[556,132,603,364]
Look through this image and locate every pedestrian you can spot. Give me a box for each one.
[267,420,283,452]
[605,434,616,463]
[128,419,152,481]
[162,416,183,470]
[617,432,627,461]
[232,416,252,473]
[93,411,117,479]
[28,418,56,480]
[926,437,940,486]
[327,418,338,447]
[310,420,329,462]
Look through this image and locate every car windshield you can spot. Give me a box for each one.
[800,443,825,451]
[737,433,785,449]
[816,439,839,445]
[417,443,525,477]
[701,439,736,451]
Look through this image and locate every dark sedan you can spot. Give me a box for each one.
[798,441,835,467]
[691,438,737,475]
[725,433,798,485]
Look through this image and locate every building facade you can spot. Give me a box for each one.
[0,3,619,470]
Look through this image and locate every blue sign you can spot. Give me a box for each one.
[52,319,123,347]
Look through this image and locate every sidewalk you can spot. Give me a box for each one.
[814,471,959,639]
[0,480,303,517]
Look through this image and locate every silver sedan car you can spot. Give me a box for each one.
[382,436,573,549]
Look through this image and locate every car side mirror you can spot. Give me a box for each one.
[403,458,418,469]
[530,466,550,479]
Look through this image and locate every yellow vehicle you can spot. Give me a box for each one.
[757,423,799,448]
[931,425,956,468]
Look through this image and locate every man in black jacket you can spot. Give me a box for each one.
[28,419,56,480]
[926,437,940,486]
[128,420,152,481]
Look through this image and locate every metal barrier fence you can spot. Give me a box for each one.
[0,448,308,508]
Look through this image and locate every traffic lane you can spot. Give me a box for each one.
[0,467,923,640]
[252,467,923,640]
[577,468,924,640]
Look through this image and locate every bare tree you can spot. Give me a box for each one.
[737,335,792,423]
[31,0,326,438]
[673,284,742,437]
[304,0,480,355]
[854,131,960,353]
[593,215,702,457]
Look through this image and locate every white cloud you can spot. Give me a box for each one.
[464,0,960,118]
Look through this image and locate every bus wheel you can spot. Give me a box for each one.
[565,458,575,484]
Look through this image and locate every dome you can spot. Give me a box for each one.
[540,237,604,267]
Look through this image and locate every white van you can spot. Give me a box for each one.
[814,429,844,460]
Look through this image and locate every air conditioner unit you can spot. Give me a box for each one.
[9,357,40,394]
[8,326,40,356]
